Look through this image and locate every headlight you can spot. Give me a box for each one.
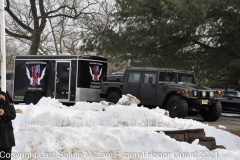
[202,91,206,97]
[193,91,197,96]
[210,91,214,97]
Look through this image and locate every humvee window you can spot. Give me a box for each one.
[144,73,156,83]
[159,72,176,83]
[128,73,141,83]
[178,73,195,84]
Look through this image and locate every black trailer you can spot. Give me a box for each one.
[12,55,107,104]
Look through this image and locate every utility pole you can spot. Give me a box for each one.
[0,0,6,92]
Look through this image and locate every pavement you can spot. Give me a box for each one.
[186,113,240,134]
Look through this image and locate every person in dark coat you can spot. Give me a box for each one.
[0,91,16,160]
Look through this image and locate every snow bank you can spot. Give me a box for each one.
[12,96,240,160]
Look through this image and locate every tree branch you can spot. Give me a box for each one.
[39,0,47,33]
[192,40,213,49]
[45,5,76,16]
[41,12,101,19]
[5,0,34,33]
[29,0,39,30]
[6,28,31,40]
[38,2,99,19]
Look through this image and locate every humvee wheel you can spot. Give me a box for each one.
[107,92,121,104]
[200,101,222,122]
[25,92,36,105]
[167,95,188,118]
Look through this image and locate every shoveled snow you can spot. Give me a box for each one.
[11,95,240,160]
[218,125,226,130]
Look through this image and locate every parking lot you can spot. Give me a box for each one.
[187,113,240,136]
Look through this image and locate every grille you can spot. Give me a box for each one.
[194,91,212,98]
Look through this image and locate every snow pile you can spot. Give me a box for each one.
[218,125,226,130]
[117,94,140,106]
[12,96,240,160]
[15,96,186,128]
[36,97,66,108]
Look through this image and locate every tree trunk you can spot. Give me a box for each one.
[29,30,41,55]
[49,18,59,55]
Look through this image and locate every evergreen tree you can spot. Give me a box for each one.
[82,0,240,87]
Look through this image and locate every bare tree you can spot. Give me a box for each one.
[81,0,128,72]
[4,0,99,55]
[47,14,83,55]
[5,38,28,70]
[39,0,103,55]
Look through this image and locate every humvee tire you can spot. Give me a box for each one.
[25,92,36,105]
[107,92,121,104]
[200,101,222,122]
[167,95,188,118]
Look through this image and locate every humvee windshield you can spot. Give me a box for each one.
[159,71,195,84]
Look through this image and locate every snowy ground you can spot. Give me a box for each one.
[11,95,240,160]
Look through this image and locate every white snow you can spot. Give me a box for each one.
[218,125,226,130]
[11,96,240,160]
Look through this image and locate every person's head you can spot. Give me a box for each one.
[0,91,8,106]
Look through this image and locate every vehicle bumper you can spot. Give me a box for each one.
[99,93,107,98]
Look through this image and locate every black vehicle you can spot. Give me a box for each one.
[12,55,107,104]
[0,71,14,102]
[211,86,240,114]
[100,66,223,121]
[106,72,124,82]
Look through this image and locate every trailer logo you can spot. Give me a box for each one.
[25,65,47,87]
[89,65,102,81]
